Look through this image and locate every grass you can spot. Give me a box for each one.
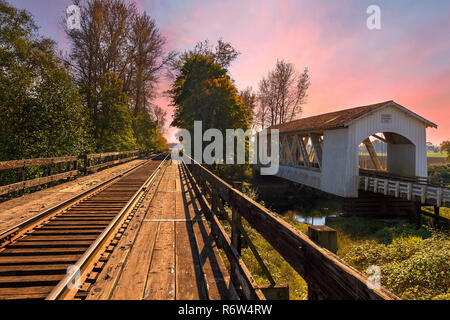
[213,192,310,300]
[427,151,448,158]
[358,152,448,158]
[326,217,449,300]
[210,164,450,300]
[215,186,449,300]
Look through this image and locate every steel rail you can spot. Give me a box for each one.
[45,154,169,300]
[0,154,160,244]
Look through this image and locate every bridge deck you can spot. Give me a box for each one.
[0,160,146,234]
[86,161,237,300]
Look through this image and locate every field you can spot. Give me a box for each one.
[359,154,447,169]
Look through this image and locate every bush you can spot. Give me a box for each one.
[344,232,450,300]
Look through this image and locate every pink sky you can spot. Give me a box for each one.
[10,0,450,144]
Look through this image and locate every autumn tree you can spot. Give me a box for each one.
[170,53,251,132]
[239,87,258,129]
[0,0,92,160]
[65,0,170,150]
[256,60,310,128]
[441,140,450,162]
[95,73,136,151]
[151,105,167,133]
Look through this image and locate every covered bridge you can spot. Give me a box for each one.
[258,100,448,207]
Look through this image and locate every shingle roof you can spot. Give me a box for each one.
[267,100,436,133]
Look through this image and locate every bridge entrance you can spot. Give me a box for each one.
[358,132,416,178]
[257,101,448,210]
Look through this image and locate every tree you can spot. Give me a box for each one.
[256,60,310,128]
[151,105,167,133]
[0,0,92,160]
[95,73,136,151]
[239,87,257,128]
[170,53,251,132]
[169,39,239,75]
[65,0,170,148]
[441,140,450,162]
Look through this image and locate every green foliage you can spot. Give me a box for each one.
[170,53,252,132]
[428,164,450,185]
[94,72,136,152]
[440,140,450,162]
[132,111,168,153]
[0,0,93,160]
[344,232,450,300]
[132,111,157,152]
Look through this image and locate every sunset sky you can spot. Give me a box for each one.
[10,0,450,144]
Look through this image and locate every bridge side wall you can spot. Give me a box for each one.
[275,165,321,190]
[320,128,353,197]
[387,143,416,176]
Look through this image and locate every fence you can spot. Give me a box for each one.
[0,150,140,197]
[183,158,399,300]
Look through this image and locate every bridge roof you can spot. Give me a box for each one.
[267,100,437,134]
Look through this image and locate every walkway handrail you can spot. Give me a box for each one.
[0,150,142,197]
[359,171,450,208]
[359,168,447,187]
[184,157,399,300]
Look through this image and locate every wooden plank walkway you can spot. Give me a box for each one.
[86,161,237,300]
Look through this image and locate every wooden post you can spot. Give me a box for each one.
[434,206,440,228]
[17,166,25,196]
[231,207,242,255]
[307,226,338,254]
[415,202,422,229]
[211,191,218,216]
[84,155,89,175]
[230,206,242,292]
[66,161,72,181]
[307,225,338,300]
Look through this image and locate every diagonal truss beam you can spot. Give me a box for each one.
[362,138,383,170]
[309,133,323,169]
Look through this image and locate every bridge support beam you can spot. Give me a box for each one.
[343,191,418,218]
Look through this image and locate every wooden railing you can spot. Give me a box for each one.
[359,168,447,187]
[84,150,139,174]
[183,158,399,300]
[0,150,140,197]
[359,169,450,208]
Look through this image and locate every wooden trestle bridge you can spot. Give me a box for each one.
[0,150,400,300]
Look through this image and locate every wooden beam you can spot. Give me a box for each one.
[184,165,265,300]
[0,171,78,196]
[0,156,78,170]
[85,156,139,172]
[309,133,323,169]
[187,160,399,300]
[371,134,387,143]
[363,138,383,170]
[297,136,311,168]
[86,150,139,160]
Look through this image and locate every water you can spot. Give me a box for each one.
[248,177,342,226]
[281,200,341,226]
[295,214,337,226]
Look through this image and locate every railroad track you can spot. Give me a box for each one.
[0,154,169,300]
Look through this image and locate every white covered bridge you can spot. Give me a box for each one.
[257,100,449,209]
